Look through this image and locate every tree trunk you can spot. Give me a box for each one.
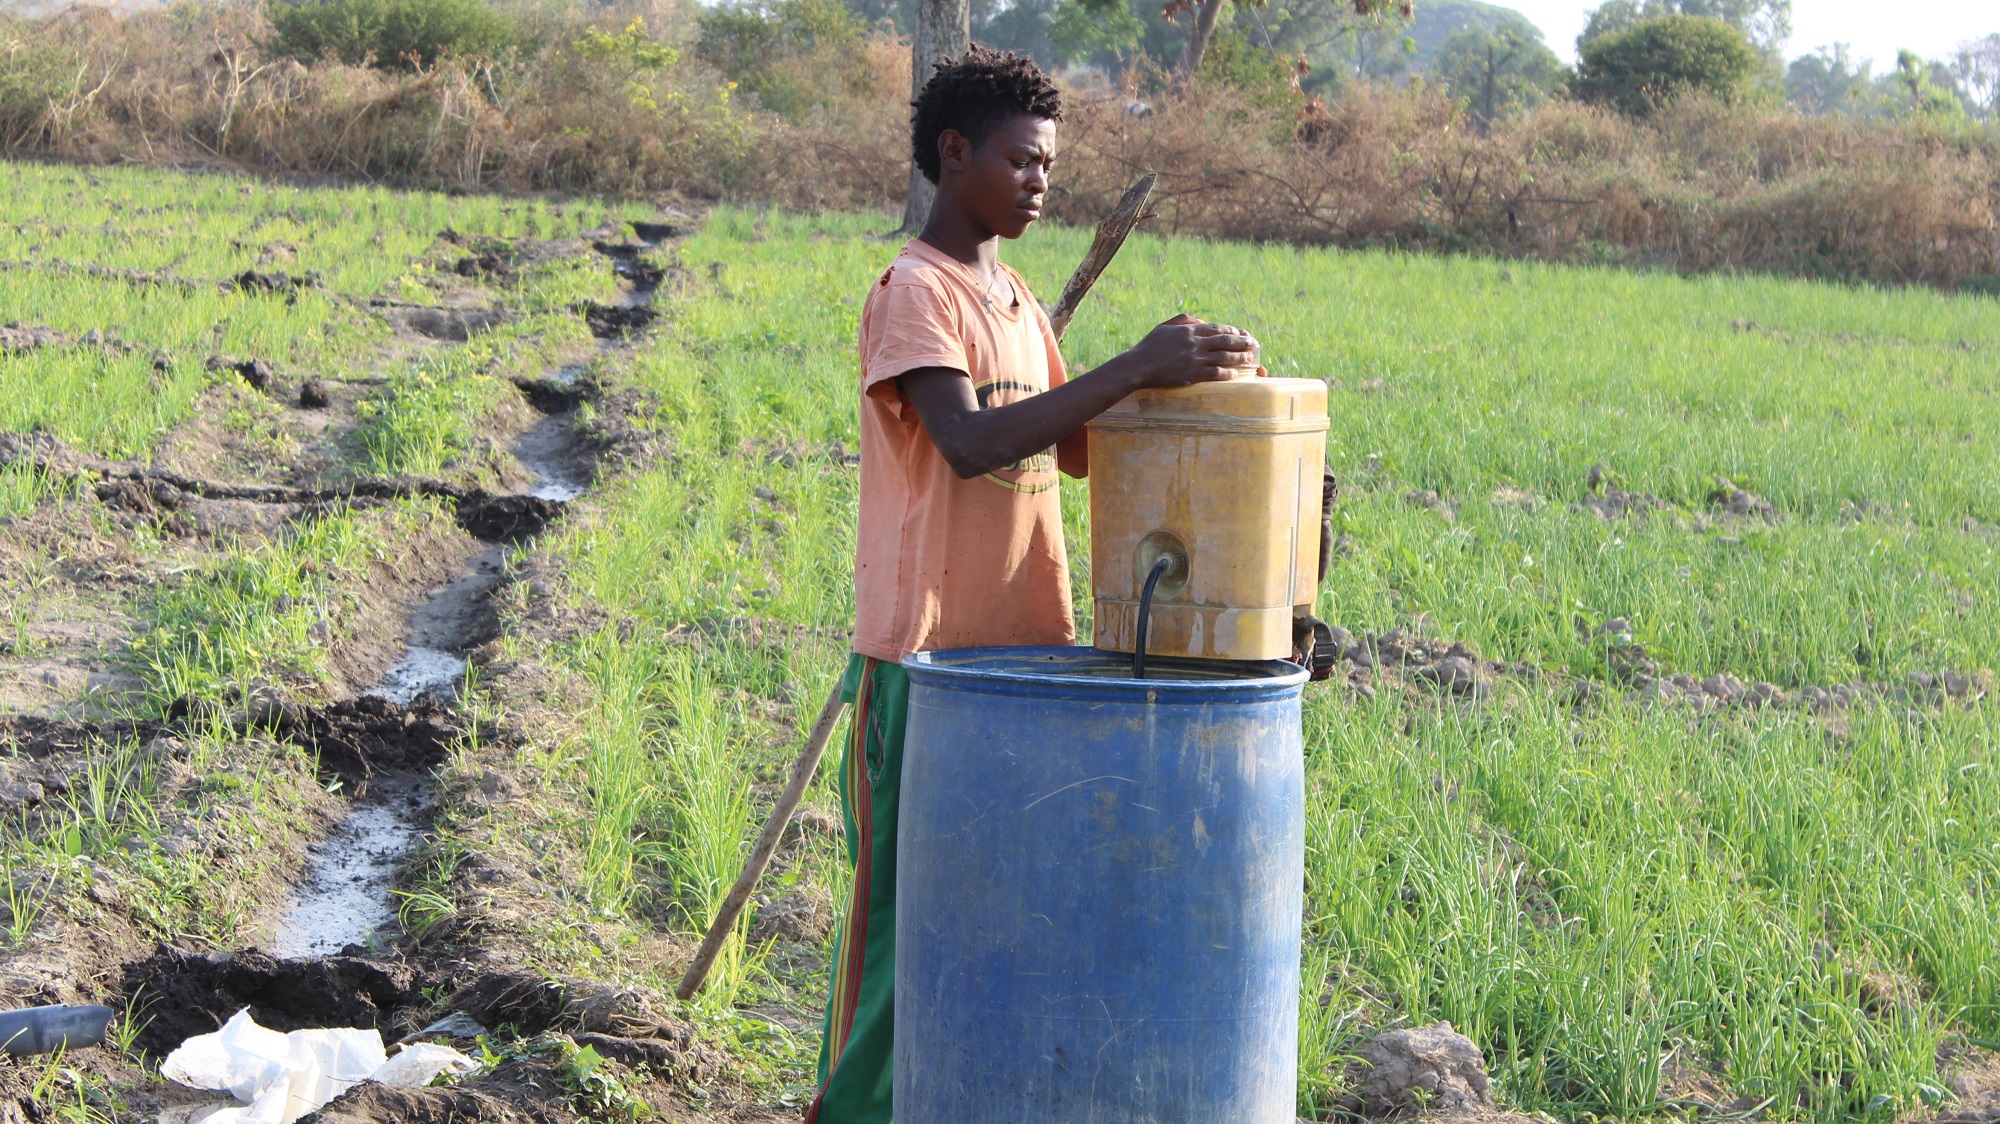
[1177,0,1225,82]
[898,0,971,235]
[1478,43,1498,128]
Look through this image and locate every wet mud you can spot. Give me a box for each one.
[0,428,575,545]
[121,948,714,1057]
[0,322,135,354]
[513,370,596,414]
[122,947,425,1056]
[113,949,728,1122]
[0,713,160,759]
[580,301,659,338]
[264,407,603,954]
[297,1083,530,1124]
[206,354,275,390]
[272,784,430,958]
[372,648,471,705]
[629,220,680,244]
[592,241,667,289]
[513,413,592,502]
[454,253,518,284]
[154,693,465,780]
[231,269,320,297]
[384,305,511,343]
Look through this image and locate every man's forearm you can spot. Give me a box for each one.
[902,316,1258,479]
[908,356,1146,479]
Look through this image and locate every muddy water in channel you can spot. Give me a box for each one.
[268,259,645,953]
[267,238,656,955]
[267,531,498,954]
[270,789,429,957]
[270,413,590,953]
[515,412,590,503]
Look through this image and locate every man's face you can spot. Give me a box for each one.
[939,114,1057,240]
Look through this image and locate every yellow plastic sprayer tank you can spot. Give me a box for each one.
[1088,374,1329,663]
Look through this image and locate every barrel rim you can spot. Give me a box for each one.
[901,645,1307,701]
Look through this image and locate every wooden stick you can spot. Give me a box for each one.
[676,682,848,1000]
[1047,172,1158,342]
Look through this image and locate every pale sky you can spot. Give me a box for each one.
[1506,0,1997,65]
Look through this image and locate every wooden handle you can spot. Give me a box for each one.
[676,682,848,1001]
[1048,172,1158,342]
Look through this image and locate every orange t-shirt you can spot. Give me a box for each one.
[852,239,1075,663]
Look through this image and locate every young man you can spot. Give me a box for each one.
[807,46,1260,1124]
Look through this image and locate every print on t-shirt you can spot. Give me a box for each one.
[974,377,1058,493]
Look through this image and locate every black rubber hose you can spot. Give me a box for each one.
[1132,554,1175,680]
[0,1005,114,1056]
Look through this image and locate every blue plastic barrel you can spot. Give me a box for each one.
[896,646,1307,1123]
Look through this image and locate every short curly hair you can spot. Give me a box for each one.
[911,45,1063,185]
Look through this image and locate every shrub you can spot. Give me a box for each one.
[695,0,871,119]
[267,0,514,71]
[1573,14,1758,117]
[570,18,680,115]
[1195,29,1300,110]
[0,29,89,148]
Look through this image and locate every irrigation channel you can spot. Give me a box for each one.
[267,240,659,961]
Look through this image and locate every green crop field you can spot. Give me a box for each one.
[0,160,1994,1123]
[546,208,2000,1119]
[0,165,642,514]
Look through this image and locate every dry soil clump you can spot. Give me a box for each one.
[1351,1022,1497,1117]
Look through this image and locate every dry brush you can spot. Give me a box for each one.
[3,2,1997,290]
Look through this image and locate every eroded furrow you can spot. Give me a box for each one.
[252,229,665,973]
[0,218,723,1123]
[0,430,568,545]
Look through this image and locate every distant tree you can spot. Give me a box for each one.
[981,0,1423,94]
[696,0,864,117]
[1047,0,1145,65]
[1670,0,1786,53]
[1783,42,1873,115]
[1166,0,1405,82]
[1214,0,1420,93]
[970,0,1056,63]
[1950,34,2000,120]
[1889,49,1966,118]
[1572,14,1759,116]
[1194,26,1303,102]
[1351,22,1422,81]
[848,0,911,32]
[1577,0,1787,58]
[1406,0,1543,69]
[1576,0,1641,49]
[1433,25,1566,127]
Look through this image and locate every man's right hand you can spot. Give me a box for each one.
[1120,313,1261,390]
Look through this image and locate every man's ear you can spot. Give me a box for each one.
[937,128,973,177]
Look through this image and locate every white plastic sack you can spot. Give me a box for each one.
[371,1042,478,1088]
[161,1009,473,1124]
